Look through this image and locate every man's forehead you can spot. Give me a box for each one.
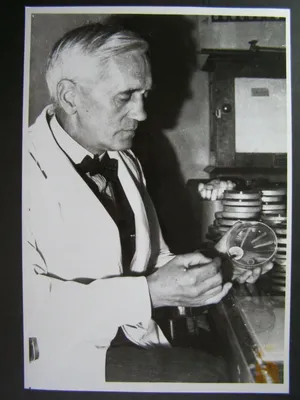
[105,51,152,91]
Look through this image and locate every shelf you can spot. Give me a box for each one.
[203,166,287,176]
[201,48,286,79]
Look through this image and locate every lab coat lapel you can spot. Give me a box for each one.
[30,109,122,276]
[109,151,151,274]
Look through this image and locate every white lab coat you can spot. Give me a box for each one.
[22,107,174,390]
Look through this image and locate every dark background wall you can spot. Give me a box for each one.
[28,13,110,125]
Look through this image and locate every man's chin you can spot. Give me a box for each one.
[122,129,136,137]
[116,137,134,151]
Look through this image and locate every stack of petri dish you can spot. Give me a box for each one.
[260,187,287,294]
[204,184,287,295]
[261,188,287,220]
[207,190,262,243]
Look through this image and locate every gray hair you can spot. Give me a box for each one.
[45,23,149,103]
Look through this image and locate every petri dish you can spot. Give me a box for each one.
[226,221,277,270]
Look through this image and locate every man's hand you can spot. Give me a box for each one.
[215,221,273,284]
[198,179,236,201]
[146,252,232,309]
[230,262,273,283]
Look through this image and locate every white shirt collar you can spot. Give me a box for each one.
[49,114,98,164]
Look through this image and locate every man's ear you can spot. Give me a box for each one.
[56,79,77,115]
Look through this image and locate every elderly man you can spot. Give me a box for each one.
[23,22,272,390]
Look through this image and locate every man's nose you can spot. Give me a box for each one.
[128,97,147,122]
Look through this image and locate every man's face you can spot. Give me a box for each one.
[73,50,152,154]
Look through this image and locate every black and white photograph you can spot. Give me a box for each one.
[21,5,291,393]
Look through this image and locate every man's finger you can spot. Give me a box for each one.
[215,220,244,254]
[200,188,207,199]
[217,187,224,199]
[210,189,217,201]
[185,260,221,284]
[194,271,223,293]
[198,183,205,192]
[245,267,261,283]
[234,270,252,283]
[205,184,214,191]
[211,179,220,187]
[204,282,232,305]
[180,252,213,268]
[201,283,223,298]
[261,261,273,275]
[227,180,235,190]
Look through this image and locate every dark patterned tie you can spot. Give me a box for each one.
[76,153,136,275]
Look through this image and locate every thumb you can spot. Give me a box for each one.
[181,251,212,268]
[215,220,244,254]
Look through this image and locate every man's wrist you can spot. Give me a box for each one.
[146,274,159,309]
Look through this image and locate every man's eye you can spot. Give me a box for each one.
[118,93,132,102]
